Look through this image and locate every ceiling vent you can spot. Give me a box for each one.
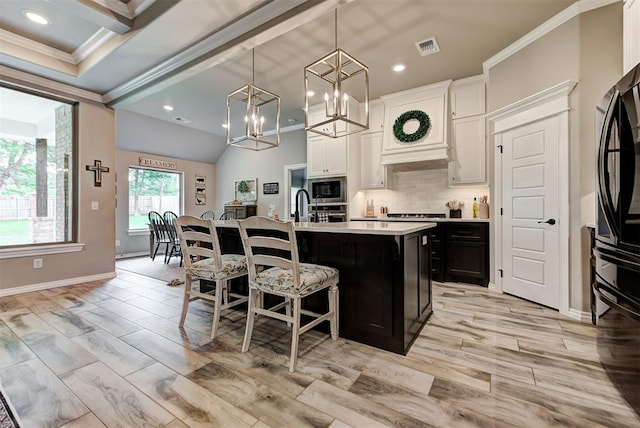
[173,117,191,124]
[415,37,440,57]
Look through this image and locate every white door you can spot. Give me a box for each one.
[500,115,560,308]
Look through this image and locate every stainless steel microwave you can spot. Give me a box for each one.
[308,177,346,203]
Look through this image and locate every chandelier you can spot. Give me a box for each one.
[226,49,280,150]
[304,9,369,138]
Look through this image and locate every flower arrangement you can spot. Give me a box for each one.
[237,180,249,193]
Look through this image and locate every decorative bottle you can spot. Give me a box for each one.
[472,197,479,218]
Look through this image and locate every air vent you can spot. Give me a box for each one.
[173,117,191,124]
[415,37,440,57]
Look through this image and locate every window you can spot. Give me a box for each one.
[0,86,76,247]
[128,167,182,229]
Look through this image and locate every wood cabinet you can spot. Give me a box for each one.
[448,115,486,185]
[449,75,486,186]
[307,135,348,177]
[450,76,485,119]
[360,100,387,189]
[360,132,386,189]
[298,229,432,354]
[224,204,257,219]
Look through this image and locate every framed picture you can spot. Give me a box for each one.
[234,178,257,202]
[195,186,206,195]
[263,182,279,195]
[195,174,206,185]
[195,195,206,205]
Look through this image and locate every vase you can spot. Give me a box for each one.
[479,203,489,219]
[449,209,462,218]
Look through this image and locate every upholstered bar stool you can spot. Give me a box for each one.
[174,215,248,339]
[237,216,339,372]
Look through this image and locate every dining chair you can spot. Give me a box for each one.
[174,215,248,339]
[237,216,339,372]
[219,211,236,220]
[148,211,172,262]
[163,211,182,265]
[200,210,215,220]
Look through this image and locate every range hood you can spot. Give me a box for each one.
[380,80,450,165]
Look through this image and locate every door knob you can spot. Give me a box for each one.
[538,219,556,225]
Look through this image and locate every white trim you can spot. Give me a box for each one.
[0,28,76,64]
[128,228,150,236]
[72,28,117,64]
[283,163,307,220]
[116,251,149,259]
[487,281,499,292]
[0,65,104,103]
[0,243,84,260]
[490,81,574,317]
[0,271,116,297]
[483,0,619,77]
[568,308,593,322]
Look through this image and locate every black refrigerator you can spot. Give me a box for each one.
[593,62,640,416]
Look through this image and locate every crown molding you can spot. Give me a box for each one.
[483,0,620,76]
[72,28,117,64]
[0,65,104,103]
[0,28,76,65]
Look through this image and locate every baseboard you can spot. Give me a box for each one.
[566,308,593,323]
[487,282,499,292]
[0,271,117,297]
[116,251,150,260]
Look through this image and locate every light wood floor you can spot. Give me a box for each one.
[0,270,638,427]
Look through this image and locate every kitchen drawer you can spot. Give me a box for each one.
[445,223,487,241]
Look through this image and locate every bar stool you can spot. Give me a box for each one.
[237,216,339,372]
[174,215,248,339]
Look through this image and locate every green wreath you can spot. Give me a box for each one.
[393,110,430,143]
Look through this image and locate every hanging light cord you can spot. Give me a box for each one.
[252,48,255,85]
[334,9,338,50]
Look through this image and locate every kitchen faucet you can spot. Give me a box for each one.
[294,188,310,223]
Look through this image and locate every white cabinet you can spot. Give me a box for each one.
[450,75,485,119]
[448,116,486,185]
[365,99,385,133]
[624,0,640,73]
[449,75,486,186]
[307,104,347,136]
[307,135,347,177]
[360,132,386,188]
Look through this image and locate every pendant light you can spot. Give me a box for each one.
[304,8,369,138]
[226,48,280,150]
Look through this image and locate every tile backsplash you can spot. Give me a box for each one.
[357,160,490,218]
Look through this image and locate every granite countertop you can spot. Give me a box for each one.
[214,219,437,235]
[350,217,490,223]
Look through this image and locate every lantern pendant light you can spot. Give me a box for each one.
[304,8,369,138]
[226,48,280,150]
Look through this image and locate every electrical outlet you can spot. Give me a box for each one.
[33,258,43,269]
[91,201,99,210]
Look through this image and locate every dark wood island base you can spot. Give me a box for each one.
[217,220,435,355]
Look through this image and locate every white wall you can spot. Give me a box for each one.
[486,3,622,313]
[215,129,307,218]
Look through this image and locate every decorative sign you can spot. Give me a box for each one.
[263,182,279,195]
[86,159,109,187]
[195,175,206,204]
[139,157,177,170]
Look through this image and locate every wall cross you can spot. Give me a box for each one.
[86,159,110,187]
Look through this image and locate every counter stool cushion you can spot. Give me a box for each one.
[254,264,338,296]
[189,254,248,280]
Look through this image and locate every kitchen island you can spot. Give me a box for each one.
[215,220,436,354]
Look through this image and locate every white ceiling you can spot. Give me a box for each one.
[1,0,579,163]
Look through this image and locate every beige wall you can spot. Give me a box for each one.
[215,129,307,218]
[0,100,117,292]
[115,149,216,257]
[487,3,622,313]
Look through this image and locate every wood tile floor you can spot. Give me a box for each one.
[1,270,639,427]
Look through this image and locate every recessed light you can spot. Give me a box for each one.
[391,63,406,72]
[163,105,174,111]
[173,117,191,124]
[306,90,315,97]
[222,124,228,129]
[22,10,50,25]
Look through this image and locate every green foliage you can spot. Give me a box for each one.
[237,180,249,193]
[392,110,431,143]
[128,168,179,196]
[0,220,30,246]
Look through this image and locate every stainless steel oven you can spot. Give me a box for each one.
[310,203,347,222]
[308,177,346,203]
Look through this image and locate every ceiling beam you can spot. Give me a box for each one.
[48,0,134,34]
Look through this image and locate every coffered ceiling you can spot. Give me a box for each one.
[1,0,582,162]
